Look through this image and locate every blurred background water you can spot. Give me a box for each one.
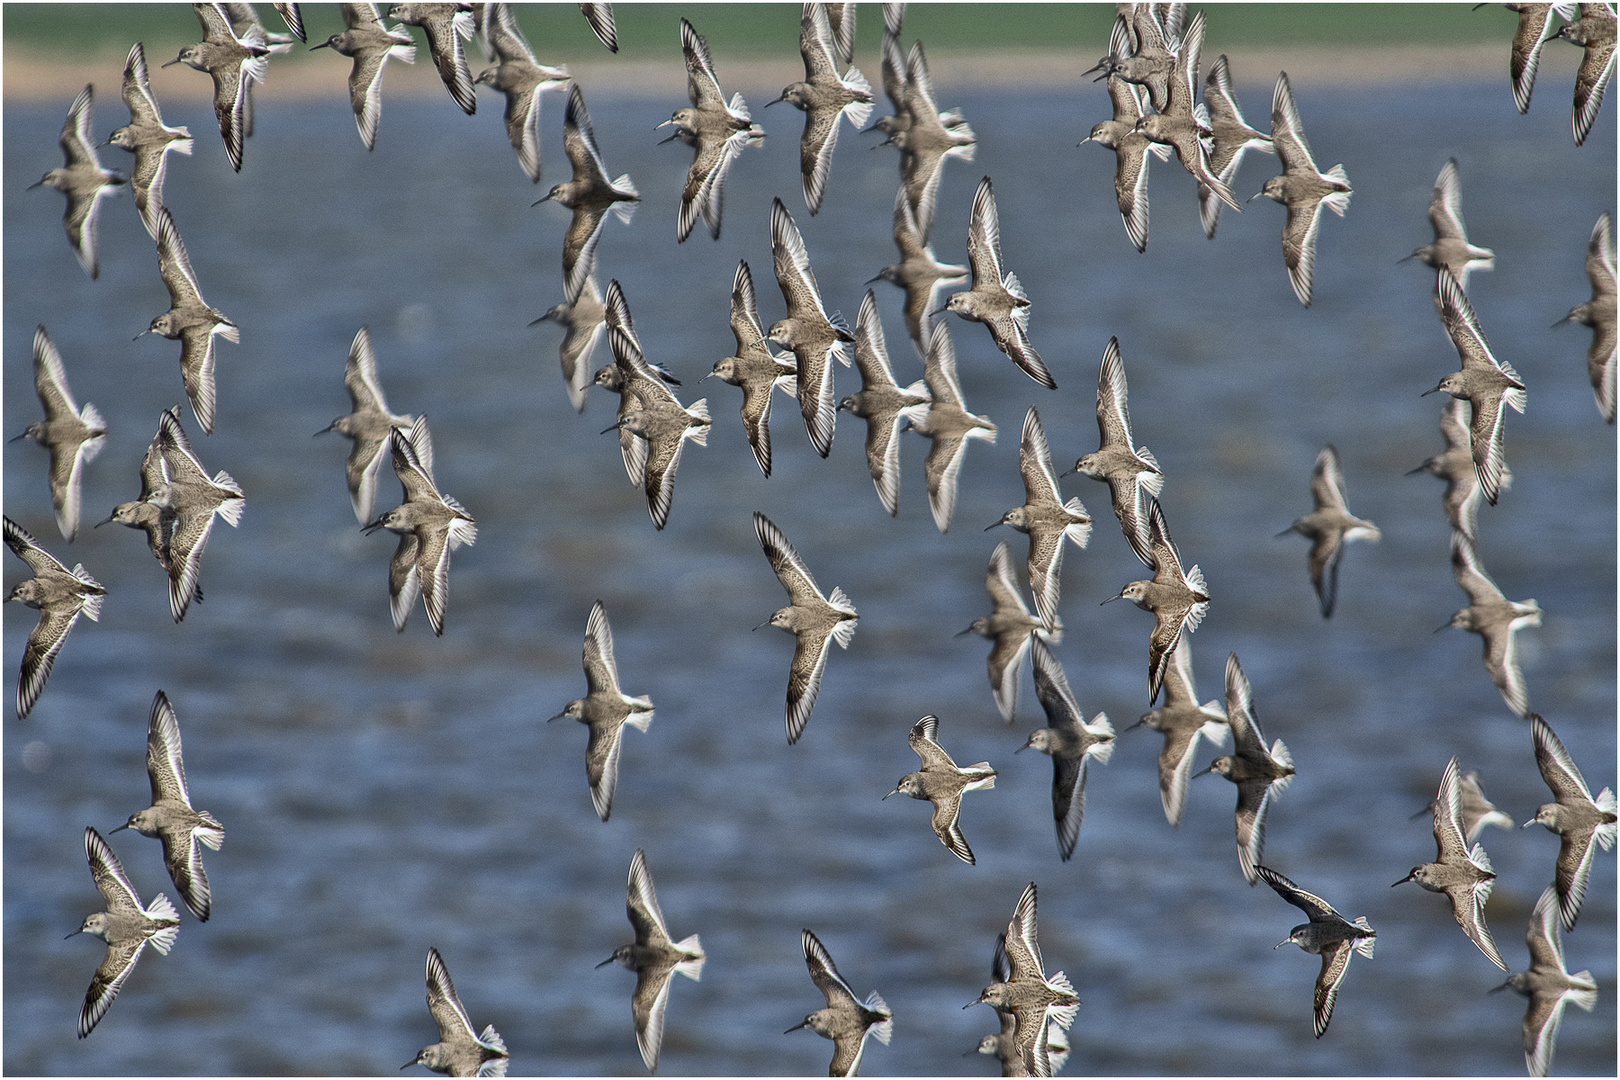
[3,9,1616,1076]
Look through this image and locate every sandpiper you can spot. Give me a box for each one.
[768,197,854,458]
[706,260,797,478]
[111,691,225,922]
[1134,13,1244,215]
[4,515,104,720]
[1020,640,1115,862]
[1394,756,1508,971]
[885,714,998,864]
[884,41,977,243]
[958,540,1057,724]
[1446,533,1541,720]
[753,511,858,744]
[1199,54,1273,238]
[869,186,968,351]
[388,3,477,114]
[580,2,618,51]
[364,418,477,636]
[1407,398,1505,542]
[140,207,239,435]
[1402,158,1496,302]
[1071,337,1163,568]
[665,17,764,241]
[944,177,1055,388]
[538,84,639,307]
[1092,7,1174,111]
[788,929,892,1077]
[1101,496,1208,705]
[310,3,417,152]
[908,322,997,533]
[30,85,126,279]
[1126,636,1228,829]
[1526,714,1617,931]
[1276,445,1381,618]
[153,407,245,623]
[601,322,710,532]
[1555,211,1616,422]
[990,407,1091,627]
[1202,653,1294,885]
[1255,865,1376,1039]
[838,289,928,512]
[1410,766,1515,845]
[533,269,607,413]
[596,281,658,486]
[769,2,873,215]
[474,3,568,182]
[1554,2,1617,144]
[1491,884,1600,1078]
[97,420,179,582]
[1252,72,1351,308]
[14,325,106,542]
[1423,267,1527,506]
[970,935,1071,1077]
[967,882,1080,1078]
[108,43,192,239]
[550,602,653,821]
[407,947,509,1077]
[68,827,179,1039]
[163,3,269,172]
[1499,3,1578,112]
[1079,75,1172,253]
[222,0,298,140]
[315,326,417,526]
[597,849,705,1072]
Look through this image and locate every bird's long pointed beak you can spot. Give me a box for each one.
[1433,620,1452,634]
[984,519,1004,531]
[764,94,786,108]
[1488,978,1512,992]
[1100,592,1125,605]
[1273,939,1291,950]
[161,56,183,68]
[953,625,975,637]
[1273,526,1295,539]
[310,40,331,50]
[532,193,553,206]
[594,956,617,969]
[785,1019,809,1033]
[1246,190,1266,203]
[110,822,131,833]
[1122,718,1146,733]
[1419,384,1444,397]
[1404,463,1427,476]
[362,518,386,534]
[8,431,30,443]
[1521,818,1538,829]
[600,423,621,435]
[93,513,116,528]
[1391,872,1416,887]
[133,329,150,341]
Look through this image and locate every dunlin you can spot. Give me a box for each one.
[1407,398,1504,542]
[597,849,705,1072]
[111,691,225,922]
[533,269,606,413]
[970,935,1070,1077]
[665,17,764,241]
[788,929,892,1078]
[1256,865,1376,1038]
[967,882,1080,1078]
[753,511,858,744]
[4,514,105,720]
[407,947,509,1077]
[1093,8,1173,112]
[580,2,618,52]
[1020,640,1115,862]
[768,197,854,458]
[1276,445,1381,618]
[1394,756,1508,971]
[769,2,873,215]
[14,325,106,542]
[958,540,1057,724]
[1410,766,1515,845]
[1071,336,1163,567]
[1079,75,1173,253]
[869,186,968,350]
[1199,54,1274,238]
[885,713,998,864]
[1555,211,1615,422]
[1101,496,1208,705]
[1253,72,1351,307]
[68,827,179,1039]
[108,43,192,239]
[1422,267,1526,506]
[550,601,653,821]
[908,322,997,533]
[1500,3,1578,112]
[838,289,928,512]
[153,407,245,623]
[388,3,477,114]
[884,41,977,242]
[944,177,1055,389]
[706,260,797,478]
[1526,714,1616,930]
[30,85,126,279]
[1126,636,1228,829]
[474,3,568,182]
[163,3,269,172]
[364,418,476,636]
[1554,2,1617,144]
[1203,653,1294,885]
[1402,158,1496,299]
[595,281,669,487]
[315,326,417,526]
[140,207,239,435]
[1491,884,1600,1077]
[538,85,639,303]
[310,3,417,152]
[1134,13,1244,214]
[990,407,1091,627]
[97,420,179,582]
[601,323,710,532]
[1446,533,1541,719]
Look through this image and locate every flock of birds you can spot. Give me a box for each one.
[6,1,1617,1076]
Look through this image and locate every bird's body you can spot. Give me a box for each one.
[1080,74,1173,253]
[1527,715,1617,931]
[152,408,245,623]
[1199,54,1273,238]
[774,1,873,215]
[68,827,179,1039]
[1494,884,1600,1077]
[316,326,416,526]
[1555,2,1617,145]
[535,271,607,413]
[1447,534,1541,719]
[1133,13,1243,214]
[754,512,858,744]
[1255,72,1351,307]
[388,2,477,114]
[1204,653,1294,885]
[789,929,892,1077]
[968,882,1080,1078]
[1558,211,1616,422]
[1408,397,1502,541]
[1402,157,1495,299]
[473,3,567,182]
[32,85,127,279]
[408,947,509,1077]
[769,197,854,458]
[312,3,418,151]
[163,3,269,171]
[540,84,639,304]
[907,323,997,533]
[838,289,928,513]
[597,849,705,1072]
[991,407,1091,626]
[16,326,106,542]
[108,43,192,238]
[1103,496,1208,705]
[667,17,764,241]
[885,713,998,864]
[551,601,653,821]
[944,177,1055,388]
[1072,337,1163,567]
[959,540,1057,724]
[5,514,105,719]
[1277,445,1381,618]
[1256,865,1376,1038]
[1130,636,1228,828]
[142,208,239,436]
[1020,640,1115,861]
[870,186,968,351]
[709,260,797,477]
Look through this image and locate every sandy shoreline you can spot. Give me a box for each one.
[1,43,1564,104]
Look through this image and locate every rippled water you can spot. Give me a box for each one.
[4,46,1615,1078]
